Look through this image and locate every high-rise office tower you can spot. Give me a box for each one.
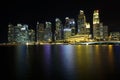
[110,32,120,41]
[93,10,100,40]
[8,24,14,43]
[93,10,108,40]
[36,21,39,42]
[69,18,76,36]
[64,17,76,39]
[55,18,63,40]
[103,25,108,40]
[93,10,100,24]
[28,29,35,42]
[15,24,29,43]
[8,24,29,44]
[36,22,45,42]
[65,17,70,28]
[63,17,71,39]
[85,22,90,35]
[44,22,52,42]
[99,23,104,39]
[63,28,71,40]
[77,10,86,34]
[64,17,76,35]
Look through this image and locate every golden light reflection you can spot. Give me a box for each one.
[108,45,114,71]
[76,45,84,71]
[85,45,92,67]
[75,45,93,78]
[94,45,103,78]
[94,45,101,66]
[95,45,100,56]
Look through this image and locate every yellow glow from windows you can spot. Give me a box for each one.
[86,23,90,28]
[26,42,28,45]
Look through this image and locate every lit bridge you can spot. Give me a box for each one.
[76,41,120,45]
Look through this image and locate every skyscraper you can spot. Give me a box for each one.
[8,24,29,44]
[69,18,76,36]
[36,22,45,43]
[93,10,100,40]
[44,22,52,42]
[55,18,63,40]
[65,17,70,28]
[93,10,108,40]
[77,10,86,34]
[103,25,108,40]
[85,22,91,35]
[8,24,14,43]
[28,29,35,43]
[63,17,76,40]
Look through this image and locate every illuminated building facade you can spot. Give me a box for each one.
[63,29,71,40]
[28,29,35,42]
[8,24,36,44]
[69,18,76,36]
[55,18,63,40]
[65,17,70,28]
[85,22,91,39]
[77,10,86,34]
[93,10,101,40]
[85,22,91,35]
[8,24,29,44]
[44,22,52,42]
[7,10,111,44]
[63,17,76,39]
[36,22,45,42]
[8,24,14,42]
[20,24,29,43]
[93,10,108,40]
[103,25,108,40]
[109,32,120,41]
[99,23,104,39]
[73,10,91,42]
[99,23,108,40]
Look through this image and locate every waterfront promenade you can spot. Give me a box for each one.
[0,41,120,45]
[75,41,120,45]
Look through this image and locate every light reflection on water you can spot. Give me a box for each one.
[15,45,29,80]
[3,45,120,80]
[59,45,76,80]
[43,45,52,79]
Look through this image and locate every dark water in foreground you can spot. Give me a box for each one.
[1,45,120,80]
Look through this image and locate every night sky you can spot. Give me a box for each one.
[0,0,120,42]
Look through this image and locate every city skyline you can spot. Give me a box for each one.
[5,10,120,44]
[1,0,120,42]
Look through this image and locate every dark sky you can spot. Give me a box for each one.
[0,0,120,42]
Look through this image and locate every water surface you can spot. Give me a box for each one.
[1,45,120,80]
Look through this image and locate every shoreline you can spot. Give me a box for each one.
[0,41,120,46]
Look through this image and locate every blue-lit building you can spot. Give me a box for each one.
[69,18,76,36]
[64,17,71,39]
[63,17,76,40]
